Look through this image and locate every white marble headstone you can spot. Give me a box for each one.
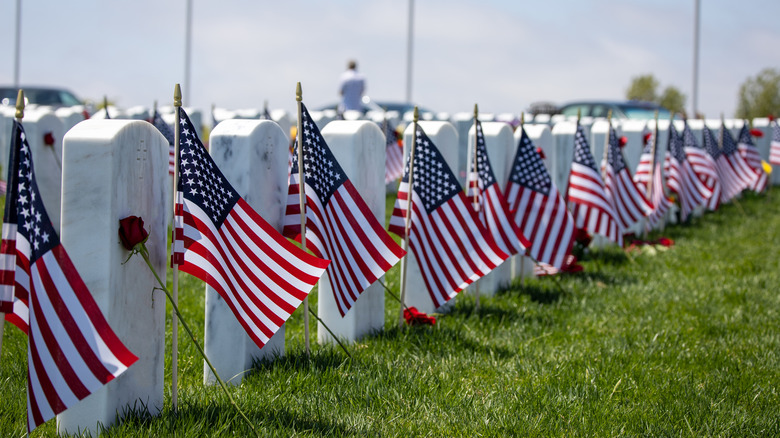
[401,121,459,314]
[22,108,66,233]
[317,121,386,344]
[57,120,168,435]
[204,119,289,385]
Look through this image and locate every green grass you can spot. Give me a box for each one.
[2,192,780,437]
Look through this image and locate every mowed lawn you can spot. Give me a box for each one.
[1,191,779,437]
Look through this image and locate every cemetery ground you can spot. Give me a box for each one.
[1,191,779,437]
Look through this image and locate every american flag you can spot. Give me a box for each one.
[702,124,749,204]
[664,122,711,222]
[0,120,137,432]
[283,104,405,317]
[505,127,574,269]
[151,110,176,176]
[388,124,509,308]
[603,126,653,229]
[172,107,329,348]
[466,120,529,256]
[384,120,404,183]
[567,124,622,246]
[770,119,780,166]
[736,124,768,192]
[682,121,721,211]
[634,131,672,230]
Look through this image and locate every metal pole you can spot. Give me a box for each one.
[296,83,310,355]
[13,0,21,87]
[184,0,193,107]
[405,0,414,103]
[692,0,700,118]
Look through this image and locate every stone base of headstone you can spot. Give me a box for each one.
[57,120,168,435]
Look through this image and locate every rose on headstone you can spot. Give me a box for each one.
[118,215,149,250]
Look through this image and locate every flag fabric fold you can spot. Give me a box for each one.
[151,110,176,176]
[466,120,529,256]
[634,130,672,230]
[702,124,749,204]
[603,126,653,229]
[567,124,623,246]
[173,107,329,348]
[736,124,768,192]
[682,121,721,211]
[505,127,574,269]
[1,120,137,432]
[389,124,509,308]
[664,122,711,221]
[384,121,404,184]
[283,103,405,317]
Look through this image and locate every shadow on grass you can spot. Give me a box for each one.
[251,347,350,373]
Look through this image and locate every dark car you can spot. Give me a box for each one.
[0,86,84,108]
[558,100,671,120]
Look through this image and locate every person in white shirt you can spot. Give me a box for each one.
[339,60,366,113]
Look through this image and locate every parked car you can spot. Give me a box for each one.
[0,86,84,109]
[558,100,671,120]
[315,96,434,116]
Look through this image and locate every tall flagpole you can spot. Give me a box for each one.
[471,104,481,312]
[171,84,182,410]
[184,0,193,107]
[692,0,701,118]
[296,82,310,356]
[398,107,419,328]
[13,0,21,87]
[405,0,414,103]
[0,90,25,358]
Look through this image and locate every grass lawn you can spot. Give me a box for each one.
[1,191,779,437]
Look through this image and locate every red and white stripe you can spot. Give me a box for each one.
[390,183,508,308]
[284,178,405,316]
[1,223,30,333]
[770,120,780,166]
[686,146,721,211]
[180,197,329,347]
[385,141,404,183]
[738,130,768,193]
[505,179,573,269]
[568,161,623,247]
[634,149,672,230]
[664,153,711,222]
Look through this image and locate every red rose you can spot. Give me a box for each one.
[573,228,592,247]
[535,147,546,159]
[43,132,55,146]
[643,132,653,144]
[656,237,674,247]
[749,129,764,138]
[403,306,436,326]
[769,115,775,122]
[619,136,628,148]
[118,216,149,250]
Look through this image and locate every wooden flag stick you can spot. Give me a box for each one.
[295,83,311,356]
[398,107,419,328]
[472,104,481,312]
[0,90,25,358]
[518,112,526,287]
[170,84,182,411]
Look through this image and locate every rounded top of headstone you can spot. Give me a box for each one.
[210,118,284,138]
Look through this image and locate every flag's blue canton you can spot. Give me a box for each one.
[702,126,721,159]
[384,120,398,146]
[668,124,685,162]
[508,129,551,195]
[289,104,346,206]
[177,107,239,225]
[406,126,461,214]
[721,126,739,155]
[574,125,597,170]
[773,121,780,142]
[153,111,175,145]
[682,123,699,149]
[607,128,626,173]
[474,121,496,187]
[737,124,754,146]
[13,122,57,262]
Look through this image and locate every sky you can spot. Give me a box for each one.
[1,0,779,119]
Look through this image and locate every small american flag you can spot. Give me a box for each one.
[770,119,780,166]
[151,110,176,176]
[736,124,768,192]
[682,121,721,211]
[702,125,747,204]
[567,124,622,246]
[384,121,404,183]
[389,124,509,308]
[283,104,405,317]
[720,124,758,199]
[603,126,653,229]
[505,127,574,269]
[466,120,529,256]
[664,122,711,221]
[1,121,137,432]
[634,131,672,230]
[173,107,329,348]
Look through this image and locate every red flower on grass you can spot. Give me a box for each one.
[403,307,436,326]
[118,216,149,250]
